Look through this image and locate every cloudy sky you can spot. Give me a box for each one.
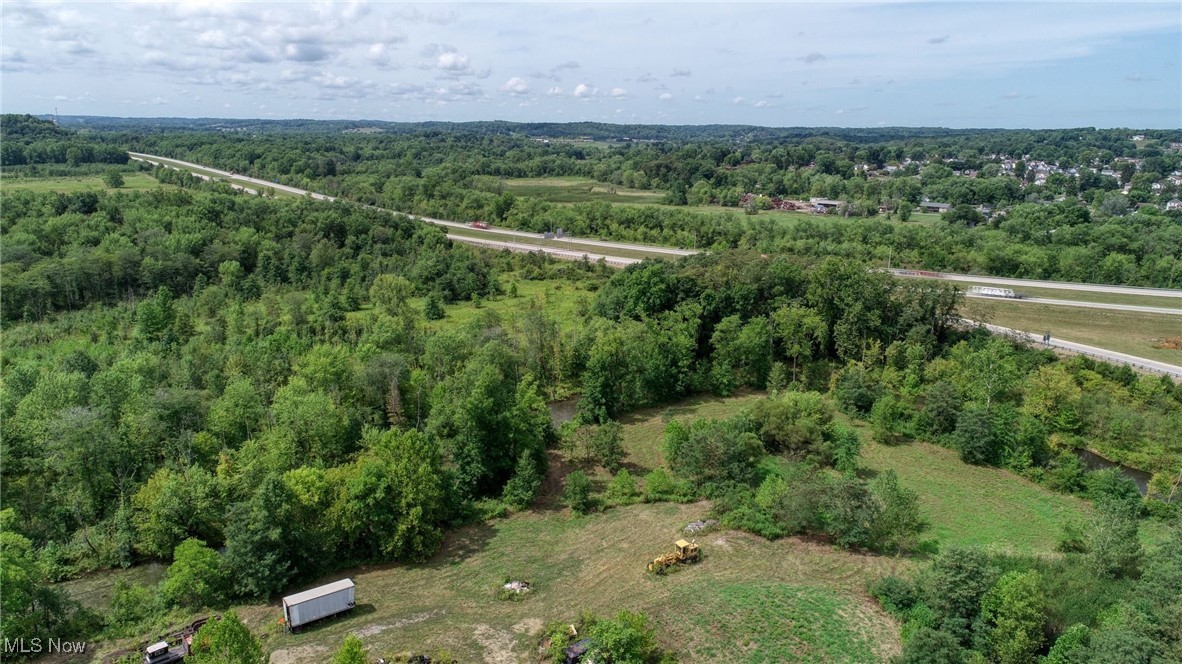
[2,1,1179,128]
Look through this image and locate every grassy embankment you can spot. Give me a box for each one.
[960,297,1182,365]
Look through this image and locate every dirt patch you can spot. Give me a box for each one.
[473,623,518,664]
[1153,336,1182,350]
[269,645,329,664]
[512,617,544,636]
[353,609,444,637]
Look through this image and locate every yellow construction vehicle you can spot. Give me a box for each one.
[647,539,700,573]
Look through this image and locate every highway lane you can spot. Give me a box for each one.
[445,235,640,267]
[964,293,1182,315]
[963,319,1182,379]
[891,268,1182,298]
[130,153,334,200]
[130,152,693,258]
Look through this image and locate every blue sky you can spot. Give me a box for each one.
[2,1,1179,128]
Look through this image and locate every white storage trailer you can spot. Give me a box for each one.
[282,579,355,629]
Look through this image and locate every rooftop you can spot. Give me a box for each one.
[282,578,354,606]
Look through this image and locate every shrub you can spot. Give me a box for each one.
[605,468,638,505]
[869,576,917,617]
[870,393,910,445]
[563,471,593,515]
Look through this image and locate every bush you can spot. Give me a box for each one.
[870,576,917,617]
[564,471,594,514]
[829,423,863,474]
[895,627,965,664]
[870,393,910,445]
[643,469,694,502]
[1085,468,1142,507]
[749,391,833,455]
[605,468,639,505]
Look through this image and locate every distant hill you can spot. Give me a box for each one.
[48,115,1018,142]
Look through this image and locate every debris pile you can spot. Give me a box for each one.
[502,580,531,594]
[684,520,718,534]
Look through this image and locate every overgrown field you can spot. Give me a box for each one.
[0,172,169,193]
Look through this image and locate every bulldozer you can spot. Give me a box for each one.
[647,539,700,574]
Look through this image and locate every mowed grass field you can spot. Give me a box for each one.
[860,440,1090,555]
[960,298,1182,365]
[0,172,171,193]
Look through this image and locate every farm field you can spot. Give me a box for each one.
[0,172,170,193]
[961,298,1182,365]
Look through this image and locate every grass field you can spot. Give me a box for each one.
[960,298,1182,365]
[413,275,595,335]
[859,440,1090,555]
[0,172,171,193]
[608,393,1096,556]
[502,176,665,205]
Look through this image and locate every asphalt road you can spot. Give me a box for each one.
[964,320,1182,379]
[890,268,1182,298]
[964,293,1182,315]
[130,152,693,259]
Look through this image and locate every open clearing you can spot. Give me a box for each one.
[961,298,1182,365]
[0,172,171,193]
[502,176,665,205]
[67,392,1118,663]
[859,440,1090,555]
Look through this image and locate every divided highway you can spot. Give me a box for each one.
[962,293,1182,316]
[890,268,1182,299]
[129,153,689,263]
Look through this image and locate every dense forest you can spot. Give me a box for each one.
[1,116,1180,663]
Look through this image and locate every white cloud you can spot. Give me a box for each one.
[732,96,745,105]
[573,83,595,98]
[436,52,469,71]
[609,87,627,98]
[500,77,529,95]
[659,92,674,100]
[545,86,564,96]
